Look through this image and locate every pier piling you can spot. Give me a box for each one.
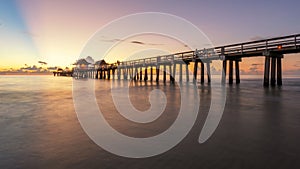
[277,57,282,86]
[201,62,204,84]
[264,57,271,86]
[179,64,183,82]
[144,67,148,81]
[193,61,198,83]
[206,62,211,83]
[229,60,234,84]
[271,57,277,86]
[222,60,227,84]
[156,65,160,82]
[235,60,240,84]
[163,65,167,83]
[186,64,189,82]
[150,67,153,81]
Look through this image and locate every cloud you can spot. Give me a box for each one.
[249,63,263,70]
[130,40,145,45]
[98,36,123,43]
[47,66,58,71]
[130,40,164,46]
[247,63,263,73]
[0,64,60,74]
[100,38,123,43]
[38,61,47,65]
[251,63,263,66]
[99,36,164,46]
[21,65,38,71]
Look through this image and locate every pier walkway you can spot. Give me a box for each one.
[73,34,300,86]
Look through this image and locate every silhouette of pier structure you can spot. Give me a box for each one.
[73,34,300,86]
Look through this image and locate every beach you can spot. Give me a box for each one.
[0,75,300,169]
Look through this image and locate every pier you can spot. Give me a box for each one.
[72,34,300,86]
[53,68,73,77]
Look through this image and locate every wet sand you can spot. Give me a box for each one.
[0,76,300,169]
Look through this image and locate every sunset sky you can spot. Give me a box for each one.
[0,0,300,74]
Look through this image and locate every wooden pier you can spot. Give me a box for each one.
[53,69,73,77]
[72,34,300,86]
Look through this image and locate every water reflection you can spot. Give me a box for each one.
[0,76,300,168]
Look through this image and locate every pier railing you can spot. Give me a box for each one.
[117,34,300,68]
[214,34,300,56]
[118,48,221,69]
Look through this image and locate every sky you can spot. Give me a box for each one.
[0,0,300,74]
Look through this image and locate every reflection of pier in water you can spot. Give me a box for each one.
[73,34,300,86]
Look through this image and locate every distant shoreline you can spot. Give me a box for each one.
[0,72,53,75]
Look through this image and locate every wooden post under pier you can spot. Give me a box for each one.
[206,62,211,83]
[222,60,227,84]
[277,57,282,86]
[112,69,115,80]
[134,67,138,81]
[235,60,240,84]
[186,63,189,82]
[100,70,103,79]
[150,67,153,82]
[131,67,134,80]
[179,63,183,82]
[163,65,166,83]
[169,65,174,83]
[229,60,234,84]
[200,62,204,84]
[108,69,111,80]
[139,67,142,81]
[125,68,128,80]
[193,61,198,83]
[172,63,176,83]
[156,65,160,82]
[263,56,271,86]
[263,53,284,87]
[144,67,148,81]
[117,68,121,80]
[270,57,277,86]
[95,70,99,79]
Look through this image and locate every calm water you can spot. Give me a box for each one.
[0,75,300,169]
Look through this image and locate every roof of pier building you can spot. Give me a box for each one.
[73,59,91,69]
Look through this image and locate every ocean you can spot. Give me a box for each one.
[0,75,300,169]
